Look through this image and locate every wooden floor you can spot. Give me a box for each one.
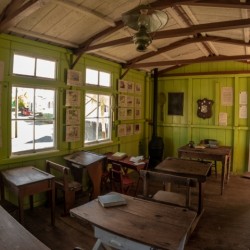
[6,173,250,250]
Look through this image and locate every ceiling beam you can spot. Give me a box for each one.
[126,55,250,69]
[0,0,43,32]
[82,18,250,53]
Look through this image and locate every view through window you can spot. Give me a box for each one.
[11,86,55,154]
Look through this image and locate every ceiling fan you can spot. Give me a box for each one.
[122,5,168,52]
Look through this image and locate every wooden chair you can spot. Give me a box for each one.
[139,170,197,209]
[109,163,134,195]
[46,160,82,215]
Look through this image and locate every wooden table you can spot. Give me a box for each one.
[0,166,55,226]
[70,192,197,250]
[178,145,232,195]
[64,151,107,199]
[0,205,50,249]
[155,157,211,215]
[105,152,148,173]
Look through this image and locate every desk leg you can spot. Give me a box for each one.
[50,180,55,226]
[221,157,226,195]
[198,182,205,215]
[87,161,102,200]
[29,195,34,210]
[18,193,24,225]
[226,155,230,183]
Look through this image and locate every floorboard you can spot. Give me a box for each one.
[5,174,250,250]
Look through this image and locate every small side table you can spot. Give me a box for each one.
[0,166,55,225]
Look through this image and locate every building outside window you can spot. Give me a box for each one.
[11,86,56,154]
[85,68,112,144]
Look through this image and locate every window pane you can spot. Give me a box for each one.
[99,95,110,118]
[86,68,98,85]
[85,94,98,118]
[85,118,98,142]
[11,86,55,154]
[98,117,110,140]
[99,72,110,87]
[13,54,35,76]
[36,58,56,79]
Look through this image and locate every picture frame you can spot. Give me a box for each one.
[118,80,127,92]
[118,95,127,107]
[126,124,133,136]
[66,90,81,107]
[134,83,142,95]
[168,92,184,116]
[134,123,141,134]
[66,125,80,142]
[135,96,142,108]
[117,124,126,137]
[126,95,134,107]
[126,108,134,120]
[134,108,142,119]
[66,108,81,125]
[67,69,83,86]
[118,108,127,120]
[127,81,134,93]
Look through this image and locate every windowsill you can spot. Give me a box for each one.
[84,140,116,150]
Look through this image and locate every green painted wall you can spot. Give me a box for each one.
[158,69,250,174]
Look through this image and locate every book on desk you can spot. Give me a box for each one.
[98,193,127,208]
[111,152,127,160]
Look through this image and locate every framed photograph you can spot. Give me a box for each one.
[135,97,142,108]
[126,95,134,107]
[118,108,127,120]
[168,92,184,115]
[134,123,141,134]
[126,124,133,136]
[118,95,127,107]
[66,90,81,107]
[135,83,142,95]
[117,124,126,137]
[66,108,80,125]
[118,80,127,92]
[127,81,134,93]
[126,108,134,120]
[134,108,142,119]
[67,69,83,86]
[66,125,80,142]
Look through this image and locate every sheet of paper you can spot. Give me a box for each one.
[239,91,247,105]
[219,112,228,126]
[221,87,233,106]
[239,105,247,119]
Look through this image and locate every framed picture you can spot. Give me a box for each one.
[126,95,134,107]
[134,123,141,134]
[134,108,142,119]
[66,125,80,142]
[127,81,134,93]
[118,80,127,92]
[135,83,142,95]
[117,124,126,137]
[118,95,127,107]
[168,92,184,116]
[126,124,133,136]
[67,69,83,86]
[135,97,142,108]
[126,108,134,120]
[118,108,127,120]
[66,108,80,125]
[66,90,81,107]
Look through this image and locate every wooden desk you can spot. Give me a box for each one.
[0,166,55,226]
[178,145,232,195]
[155,157,211,215]
[70,192,197,250]
[105,152,148,173]
[64,151,107,199]
[0,205,50,250]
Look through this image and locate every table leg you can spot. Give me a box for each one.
[198,182,205,215]
[18,193,24,225]
[87,161,102,199]
[226,155,230,183]
[50,180,55,226]
[221,157,226,195]
[29,195,34,210]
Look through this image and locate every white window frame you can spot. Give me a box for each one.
[85,67,111,87]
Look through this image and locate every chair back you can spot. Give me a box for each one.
[139,170,197,209]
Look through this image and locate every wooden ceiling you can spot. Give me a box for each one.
[1,0,250,75]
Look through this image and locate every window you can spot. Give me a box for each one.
[85,93,111,144]
[11,86,56,154]
[13,54,56,79]
[86,68,111,87]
